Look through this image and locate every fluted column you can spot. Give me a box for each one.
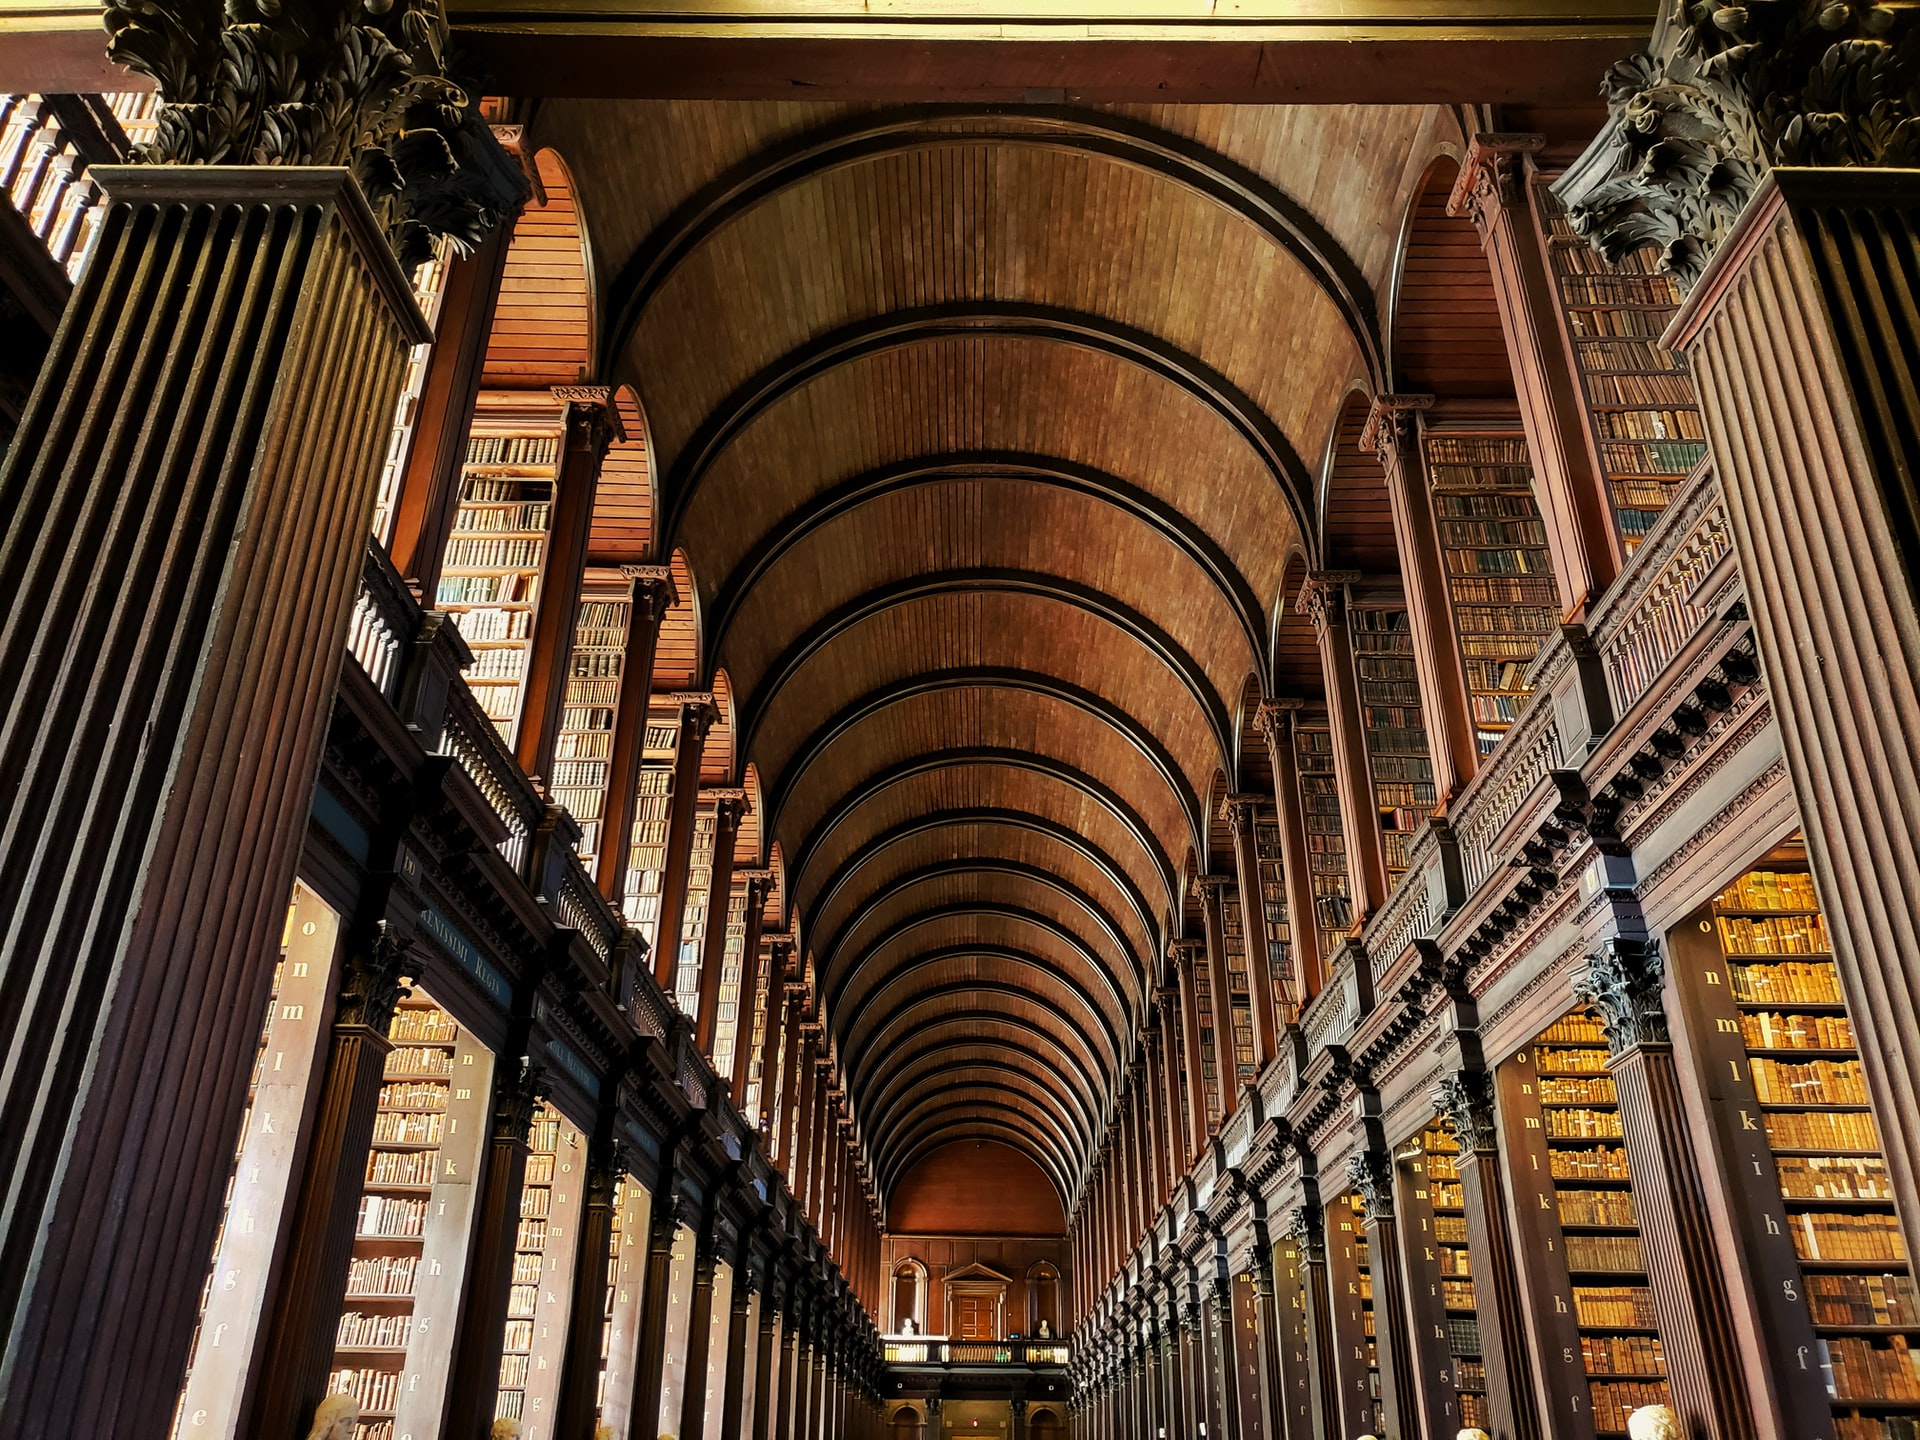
[1289,1204,1341,1440]
[1361,394,1479,798]
[677,1236,721,1440]
[752,1294,781,1440]
[597,565,676,904]
[552,1138,624,1440]
[1579,939,1757,1440]
[1205,1276,1242,1440]
[626,1189,685,1440]
[652,694,718,989]
[1450,133,1623,612]
[1296,572,1387,917]
[1251,701,1326,1001]
[0,164,434,1440]
[775,1299,802,1440]
[517,386,615,782]
[1350,1147,1420,1440]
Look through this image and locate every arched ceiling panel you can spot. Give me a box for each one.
[673,336,1297,641]
[713,478,1258,718]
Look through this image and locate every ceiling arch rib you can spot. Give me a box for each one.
[703,453,1269,684]
[820,861,1139,1017]
[854,1013,1108,1146]
[736,569,1235,778]
[881,1117,1076,1211]
[867,1085,1088,1191]
[872,1097,1082,1202]
[804,808,1156,1002]
[599,105,1382,385]
[657,302,1319,547]
[767,669,1206,861]
[790,747,1176,929]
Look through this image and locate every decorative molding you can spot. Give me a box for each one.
[1359,392,1434,458]
[338,919,419,1032]
[494,1057,549,1144]
[1347,1146,1395,1224]
[102,0,527,263]
[1447,132,1545,235]
[1575,937,1669,1055]
[1552,0,1920,286]
[1432,1069,1499,1154]
[1296,570,1359,634]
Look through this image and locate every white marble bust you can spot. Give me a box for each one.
[1459,1429,1493,1440]
[304,1397,359,1440]
[1628,1405,1682,1440]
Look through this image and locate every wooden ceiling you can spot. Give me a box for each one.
[530,97,1494,1219]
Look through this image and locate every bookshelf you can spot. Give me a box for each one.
[434,397,566,745]
[620,711,682,947]
[1327,1191,1385,1436]
[595,1176,625,1417]
[598,1182,653,1435]
[1708,866,1920,1437]
[1532,1008,1670,1436]
[495,1101,585,1438]
[1219,887,1259,1089]
[550,578,630,870]
[1294,716,1355,962]
[743,941,773,1122]
[370,241,453,548]
[1536,185,1710,550]
[332,988,495,1440]
[1252,810,1298,1028]
[1423,425,1560,755]
[1190,946,1222,1126]
[674,803,719,1018]
[1419,1121,1489,1431]
[710,884,751,1082]
[1348,599,1435,888]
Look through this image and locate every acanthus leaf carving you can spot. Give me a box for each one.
[1575,935,1671,1054]
[1431,1068,1500,1155]
[338,917,419,1033]
[1346,1146,1396,1225]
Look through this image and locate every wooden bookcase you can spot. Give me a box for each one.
[1252,808,1298,1028]
[494,1101,584,1438]
[1697,865,1920,1437]
[331,988,494,1440]
[619,710,682,945]
[1220,887,1259,1090]
[1423,422,1561,756]
[1420,1121,1490,1431]
[550,574,631,872]
[1518,1008,1671,1437]
[742,939,774,1123]
[369,241,453,548]
[1293,716,1354,963]
[434,395,566,745]
[1191,946,1223,1124]
[1326,1191,1385,1437]
[710,883,751,1083]
[1348,598,1435,889]
[673,802,719,1018]
[1535,184,1710,552]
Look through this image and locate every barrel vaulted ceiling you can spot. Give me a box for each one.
[534,97,1461,1216]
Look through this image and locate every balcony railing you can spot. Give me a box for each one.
[882,1336,1070,1367]
[1,93,158,282]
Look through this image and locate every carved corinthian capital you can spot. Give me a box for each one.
[1553,0,1920,287]
[1576,936,1671,1055]
[102,0,528,264]
[1431,1068,1499,1155]
[337,919,419,1032]
[1347,1147,1395,1225]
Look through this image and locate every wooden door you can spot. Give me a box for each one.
[954,1294,996,1340]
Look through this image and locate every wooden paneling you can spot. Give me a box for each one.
[890,1142,1067,1236]
[1392,159,1515,398]
[481,149,592,389]
[586,386,654,563]
[1323,391,1400,572]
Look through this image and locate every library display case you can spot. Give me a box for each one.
[1503,1008,1671,1438]
[620,708,683,944]
[1251,808,1298,1029]
[1348,597,1435,887]
[1422,423,1559,756]
[1326,1190,1385,1438]
[331,987,496,1440]
[494,1101,585,1438]
[1294,716,1354,962]
[434,396,567,746]
[549,577,631,872]
[1535,185,1709,551]
[1693,860,1920,1438]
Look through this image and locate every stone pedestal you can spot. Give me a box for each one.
[0,166,426,1440]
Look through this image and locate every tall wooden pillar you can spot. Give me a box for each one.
[517,386,615,782]
[1171,940,1211,1157]
[775,986,805,1168]
[1288,1204,1342,1440]
[1667,167,1920,1271]
[243,927,419,1440]
[1433,1068,1542,1440]
[1450,133,1624,614]
[1223,796,1282,1063]
[1249,1246,1285,1440]
[752,1291,781,1440]
[693,792,750,1054]
[1579,939,1757,1440]
[1154,985,1189,1184]
[652,694,717,989]
[1349,1148,1421,1440]
[730,875,775,1108]
[0,165,428,1439]
[1296,573,1388,918]
[552,1138,624,1440]
[775,1301,802,1440]
[627,1190,684,1440]
[1251,701,1326,1001]
[385,213,517,599]
[596,565,676,904]
[1361,395,1479,799]
[1204,1276,1243,1440]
